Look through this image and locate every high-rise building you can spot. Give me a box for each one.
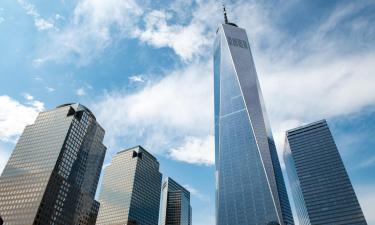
[284,120,367,225]
[0,103,106,225]
[96,146,162,225]
[214,11,293,225]
[160,177,192,225]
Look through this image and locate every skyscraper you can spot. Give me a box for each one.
[284,120,367,225]
[96,146,162,225]
[0,103,106,225]
[214,11,293,225]
[160,177,192,225]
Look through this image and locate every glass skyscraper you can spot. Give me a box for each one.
[214,18,293,225]
[96,145,162,225]
[0,103,106,225]
[284,120,367,225]
[160,177,192,225]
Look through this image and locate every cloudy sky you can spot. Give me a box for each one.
[0,0,374,224]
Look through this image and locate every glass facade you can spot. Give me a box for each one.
[0,103,106,225]
[214,23,293,225]
[284,120,367,225]
[96,146,162,225]
[160,177,192,225]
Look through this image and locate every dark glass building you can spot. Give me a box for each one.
[96,146,162,225]
[0,103,106,225]
[160,177,192,225]
[214,17,293,225]
[284,120,367,225]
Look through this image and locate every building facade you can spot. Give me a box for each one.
[96,146,162,225]
[214,19,293,225]
[284,120,367,225]
[0,103,106,225]
[160,177,192,225]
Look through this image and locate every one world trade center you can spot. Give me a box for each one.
[214,8,293,225]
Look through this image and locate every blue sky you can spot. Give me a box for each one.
[0,0,374,224]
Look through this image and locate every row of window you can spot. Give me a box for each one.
[227,36,249,49]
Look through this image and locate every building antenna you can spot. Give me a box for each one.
[223,4,229,24]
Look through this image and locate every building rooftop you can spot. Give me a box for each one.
[56,103,96,120]
[116,145,158,161]
[286,119,327,135]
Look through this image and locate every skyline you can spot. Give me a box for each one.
[1,0,375,224]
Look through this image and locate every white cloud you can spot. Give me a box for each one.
[55,14,64,20]
[316,1,372,38]
[169,136,214,165]
[129,75,145,83]
[45,86,55,92]
[29,100,45,112]
[130,0,223,61]
[26,0,375,68]
[0,95,44,142]
[17,0,38,17]
[76,88,86,96]
[132,7,215,61]
[0,17,4,24]
[32,58,46,67]
[17,0,55,31]
[91,61,212,156]
[23,93,34,101]
[183,184,210,202]
[34,0,222,64]
[168,0,194,21]
[34,18,54,30]
[33,76,43,81]
[183,184,199,195]
[22,94,45,112]
[263,52,375,153]
[37,0,143,65]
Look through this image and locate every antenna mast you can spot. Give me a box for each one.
[223,4,229,24]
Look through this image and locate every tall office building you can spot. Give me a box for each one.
[160,177,192,225]
[96,146,162,225]
[0,103,106,225]
[284,120,367,225]
[214,10,293,225]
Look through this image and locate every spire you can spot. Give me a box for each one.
[223,4,228,24]
[222,3,238,27]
